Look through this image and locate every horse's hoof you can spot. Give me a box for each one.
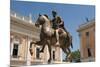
[29,48,33,56]
[30,52,33,56]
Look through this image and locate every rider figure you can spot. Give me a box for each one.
[52,11,60,45]
[52,11,68,45]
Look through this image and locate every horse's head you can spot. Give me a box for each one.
[35,14,45,27]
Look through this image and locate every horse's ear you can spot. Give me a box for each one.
[39,13,41,16]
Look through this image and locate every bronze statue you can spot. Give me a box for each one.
[29,12,73,63]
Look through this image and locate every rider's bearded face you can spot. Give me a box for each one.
[53,14,56,18]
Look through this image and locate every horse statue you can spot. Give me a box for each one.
[29,14,73,63]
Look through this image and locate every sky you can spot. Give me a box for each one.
[11,0,95,60]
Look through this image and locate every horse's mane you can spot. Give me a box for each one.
[43,14,52,25]
[44,14,49,19]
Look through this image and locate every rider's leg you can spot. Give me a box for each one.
[63,30,67,36]
[56,29,60,45]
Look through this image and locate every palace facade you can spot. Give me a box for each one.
[10,11,62,66]
[77,19,95,62]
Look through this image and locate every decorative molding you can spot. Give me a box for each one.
[77,19,95,32]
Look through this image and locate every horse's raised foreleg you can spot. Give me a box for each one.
[29,41,35,56]
[40,40,46,52]
[34,41,42,45]
[29,41,42,56]
[40,45,45,53]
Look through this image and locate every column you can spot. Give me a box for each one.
[43,45,48,64]
[51,46,54,63]
[79,32,83,61]
[55,47,62,62]
[26,37,32,66]
[60,48,62,62]
[10,35,14,57]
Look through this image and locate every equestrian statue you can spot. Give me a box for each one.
[29,10,73,63]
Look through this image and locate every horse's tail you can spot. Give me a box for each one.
[29,42,34,56]
[71,42,73,49]
[70,36,73,49]
[67,33,73,49]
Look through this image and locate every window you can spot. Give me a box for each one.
[86,32,89,36]
[53,51,55,60]
[86,32,89,47]
[36,48,40,59]
[87,48,92,57]
[12,43,19,58]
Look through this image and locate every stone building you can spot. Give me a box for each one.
[10,11,62,66]
[77,19,95,62]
